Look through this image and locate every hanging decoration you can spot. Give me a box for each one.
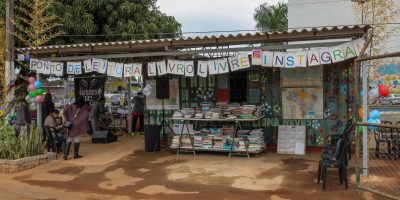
[25,77,44,104]
[28,38,366,78]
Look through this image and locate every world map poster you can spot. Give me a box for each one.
[282,87,323,119]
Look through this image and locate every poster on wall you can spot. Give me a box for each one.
[146,79,180,110]
[282,87,323,119]
[376,63,400,94]
[74,75,106,104]
[280,66,323,87]
[277,125,306,155]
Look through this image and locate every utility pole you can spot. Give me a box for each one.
[5,0,15,87]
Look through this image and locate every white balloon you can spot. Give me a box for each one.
[142,85,152,96]
[30,102,36,109]
[25,95,32,102]
[376,119,381,124]
[369,88,379,98]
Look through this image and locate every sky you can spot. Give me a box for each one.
[156,0,283,36]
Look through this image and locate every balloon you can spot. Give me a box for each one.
[25,95,32,102]
[357,125,363,133]
[28,77,36,84]
[378,85,390,97]
[142,85,152,96]
[36,88,44,95]
[358,107,363,118]
[35,95,44,103]
[360,91,364,97]
[30,102,36,109]
[369,88,380,99]
[28,84,36,91]
[367,118,378,131]
[376,119,381,124]
[29,91,37,98]
[369,109,381,120]
[34,81,42,89]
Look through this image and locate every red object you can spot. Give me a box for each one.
[132,112,143,116]
[378,85,390,97]
[217,89,229,102]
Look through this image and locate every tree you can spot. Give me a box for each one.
[353,0,400,55]
[14,0,63,47]
[254,2,288,32]
[0,19,5,98]
[52,0,182,44]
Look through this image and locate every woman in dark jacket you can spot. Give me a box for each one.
[42,93,55,125]
[63,95,90,160]
[14,97,31,139]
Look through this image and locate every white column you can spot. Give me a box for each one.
[36,73,42,130]
[127,77,132,135]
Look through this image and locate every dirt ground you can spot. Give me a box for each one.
[0,135,389,200]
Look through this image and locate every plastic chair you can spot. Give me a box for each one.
[321,118,354,160]
[43,126,56,152]
[44,126,65,154]
[374,121,393,158]
[318,138,349,190]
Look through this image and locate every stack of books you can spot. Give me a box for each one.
[213,136,225,149]
[201,136,213,149]
[248,129,265,152]
[182,108,195,118]
[234,138,247,151]
[194,113,204,119]
[181,135,192,148]
[172,111,183,118]
[222,124,234,135]
[171,136,180,148]
[193,136,203,148]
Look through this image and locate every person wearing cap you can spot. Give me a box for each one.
[90,97,105,132]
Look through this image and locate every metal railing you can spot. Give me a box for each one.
[356,123,400,200]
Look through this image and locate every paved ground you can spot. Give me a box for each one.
[0,135,389,200]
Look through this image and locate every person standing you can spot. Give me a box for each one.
[42,93,55,127]
[132,92,145,133]
[14,97,31,139]
[90,97,105,132]
[63,96,90,160]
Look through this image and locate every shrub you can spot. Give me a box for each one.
[0,121,45,160]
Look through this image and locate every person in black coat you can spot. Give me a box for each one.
[42,93,55,126]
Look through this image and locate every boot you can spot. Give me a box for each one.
[74,143,82,159]
[63,142,71,160]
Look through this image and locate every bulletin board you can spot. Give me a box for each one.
[277,125,306,155]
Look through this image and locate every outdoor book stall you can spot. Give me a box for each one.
[17,25,368,157]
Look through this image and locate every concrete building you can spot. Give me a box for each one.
[288,0,400,53]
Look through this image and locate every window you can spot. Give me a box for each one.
[229,71,248,103]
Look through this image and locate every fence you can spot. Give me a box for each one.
[356,123,400,200]
[354,52,400,200]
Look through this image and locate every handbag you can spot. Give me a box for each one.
[64,108,80,129]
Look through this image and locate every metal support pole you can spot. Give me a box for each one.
[354,59,361,184]
[361,61,369,176]
[127,77,132,135]
[36,73,42,130]
[5,0,15,86]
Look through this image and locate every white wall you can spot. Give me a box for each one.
[288,0,356,29]
[288,0,400,53]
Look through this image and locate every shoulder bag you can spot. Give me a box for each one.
[64,108,80,129]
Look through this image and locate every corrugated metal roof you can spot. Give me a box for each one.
[17,25,369,54]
